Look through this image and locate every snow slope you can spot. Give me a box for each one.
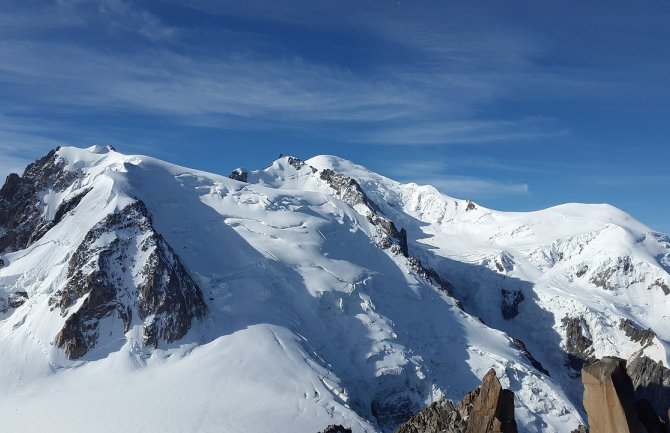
[0,146,667,432]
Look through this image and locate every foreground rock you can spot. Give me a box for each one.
[582,357,640,433]
[394,368,517,433]
[582,357,668,433]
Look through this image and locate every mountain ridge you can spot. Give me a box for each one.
[0,145,668,433]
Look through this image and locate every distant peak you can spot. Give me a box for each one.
[86,144,116,154]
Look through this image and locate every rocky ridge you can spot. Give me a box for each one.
[394,369,517,433]
[49,200,208,359]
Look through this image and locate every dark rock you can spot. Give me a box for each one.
[619,319,656,348]
[571,425,589,433]
[627,354,670,420]
[512,338,550,376]
[395,398,466,433]
[320,169,378,212]
[0,148,79,254]
[0,297,7,313]
[466,201,476,212]
[394,369,518,433]
[590,256,634,290]
[287,156,307,171]
[320,425,352,433]
[229,168,248,183]
[0,173,21,200]
[582,357,641,433]
[367,214,409,257]
[51,200,207,359]
[650,279,670,295]
[407,256,456,298]
[8,291,28,308]
[576,265,589,278]
[501,289,524,320]
[565,317,594,371]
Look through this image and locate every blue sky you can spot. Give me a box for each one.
[0,0,668,233]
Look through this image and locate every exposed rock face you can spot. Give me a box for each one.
[565,317,594,371]
[407,256,457,298]
[627,355,670,420]
[619,319,656,348]
[650,279,670,295]
[394,369,517,433]
[320,425,352,433]
[8,291,28,308]
[367,214,409,257]
[465,369,517,433]
[512,338,550,376]
[229,168,248,183]
[582,357,641,433]
[395,398,467,433]
[501,289,524,320]
[590,256,634,290]
[317,164,458,301]
[50,200,208,359]
[320,168,378,212]
[0,148,79,254]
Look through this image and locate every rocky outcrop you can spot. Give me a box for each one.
[565,317,594,371]
[650,279,670,295]
[0,148,79,254]
[501,289,524,320]
[627,355,670,420]
[394,369,517,433]
[590,256,634,290]
[319,168,378,212]
[619,319,655,348]
[465,369,517,433]
[50,200,208,359]
[512,338,550,376]
[320,425,352,433]
[395,398,468,433]
[0,291,29,313]
[580,356,670,433]
[367,213,409,257]
[317,163,458,299]
[582,357,643,433]
[229,168,248,183]
[8,291,28,308]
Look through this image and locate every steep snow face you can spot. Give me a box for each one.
[0,148,584,433]
[305,154,670,411]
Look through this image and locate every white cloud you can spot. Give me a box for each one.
[358,118,569,145]
[415,175,529,198]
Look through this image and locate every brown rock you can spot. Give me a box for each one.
[465,369,518,433]
[582,357,641,433]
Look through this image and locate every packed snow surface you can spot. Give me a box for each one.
[0,147,667,433]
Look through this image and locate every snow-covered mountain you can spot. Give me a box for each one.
[0,146,668,433]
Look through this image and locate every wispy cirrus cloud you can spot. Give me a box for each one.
[0,0,577,146]
[376,158,530,199]
[357,117,569,145]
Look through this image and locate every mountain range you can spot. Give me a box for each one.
[0,145,668,433]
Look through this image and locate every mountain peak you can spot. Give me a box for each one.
[0,146,668,433]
